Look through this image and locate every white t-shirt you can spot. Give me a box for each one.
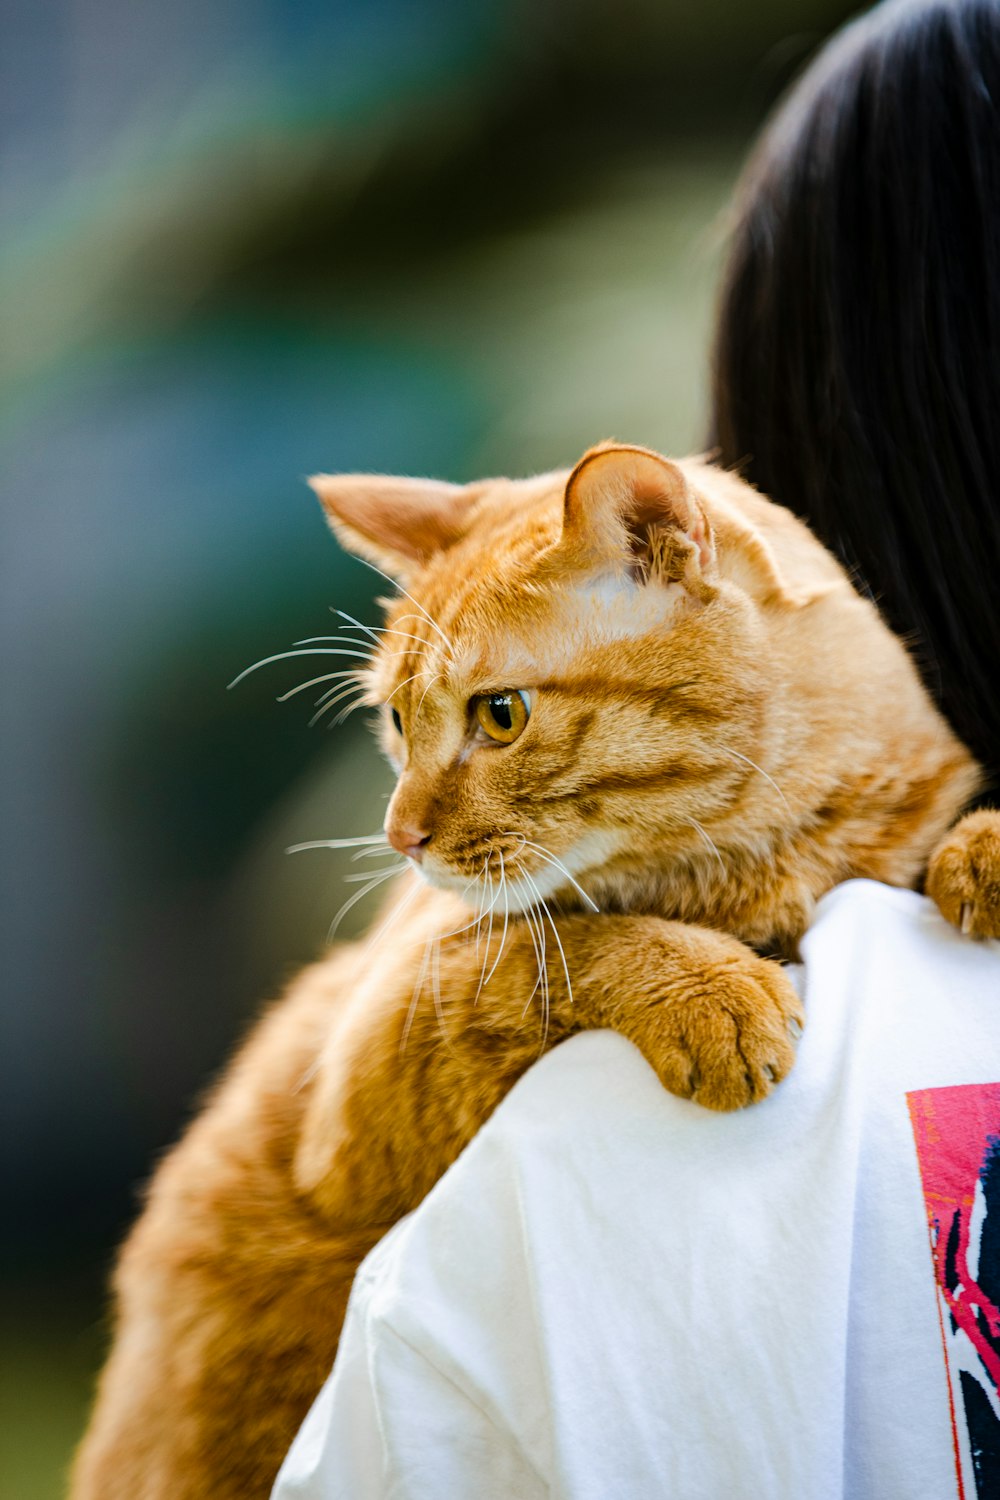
[273,881,1000,1500]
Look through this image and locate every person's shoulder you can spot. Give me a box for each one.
[803,876,999,1025]
[813,876,932,923]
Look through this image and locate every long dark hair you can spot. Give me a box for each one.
[711,0,1000,796]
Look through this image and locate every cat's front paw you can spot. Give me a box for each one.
[630,928,804,1112]
[926,809,1000,939]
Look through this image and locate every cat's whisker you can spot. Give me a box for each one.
[430,936,450,1045]
[473,858,501,1005]
[720,746,791,813]
[331,695,369,727]
[316,696,368,729]
[520,875,550,1048]
[386,615,440,657]
[228,646,374,690]
[341,864,407,884]
[350,556,455,654]
[331,611,436,653]
[530,877,574,1011]
[481,849,511,990]
[413,672,444,723]
[298,629,413,665]
[687,817,727,876]
[292,635,373,652]
[276,668,364,703]
[502,834,601,913]
[522,874,551,1003]
[385,672,425,707]
[308,682,370,727]
[468,864,495,952]
[363,873,420,944]
[327,865,403,941]
[287,832,388,852]
[400,937,434,1057]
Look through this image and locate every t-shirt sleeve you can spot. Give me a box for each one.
[272,1237,547,1500]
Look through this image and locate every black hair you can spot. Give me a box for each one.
[711,0,1000,797]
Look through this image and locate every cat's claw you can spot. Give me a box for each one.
[926,809,1000,941]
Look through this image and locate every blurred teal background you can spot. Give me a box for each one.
[2,1,858,1493]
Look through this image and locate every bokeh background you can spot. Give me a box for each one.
[3,1,860,1493]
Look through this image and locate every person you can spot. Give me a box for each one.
[710,0,1000,798]
[272,3,1000,1496]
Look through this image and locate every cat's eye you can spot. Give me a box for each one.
[390,707,403,736]
[473,690,531,745]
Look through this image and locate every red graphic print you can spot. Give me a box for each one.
[909,1083,1000,1500]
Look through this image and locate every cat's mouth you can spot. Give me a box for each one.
[420,830,612,916]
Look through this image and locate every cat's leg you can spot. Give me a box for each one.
[69,950,391,1500]
[926,808,1000,938]
[297,910,804,1226]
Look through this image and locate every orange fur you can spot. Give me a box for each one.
[71,444,988,1499]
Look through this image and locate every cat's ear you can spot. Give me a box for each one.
[308,473,484,578]
[561,444,717,599]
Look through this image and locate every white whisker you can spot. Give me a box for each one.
[504,835,601,913]
[385,672,424,706]
[364,875,421,954]
[287,832,388,852]
[519,904,545,1018]
[400,937,434,1056]
[482,848,511,989]
[520,874,550,1047]
[276,668,363,702]
[473,858,504,1004]
[720,747,791,813]
[430,935,448,1040]
[228,645,374,690]
[413,672,443,723]
[687,817,727,875]
[331,612,435,652]
[331,694,369,726]
[341,864,407,883]
[307,687,370,726]
[351,557,455,653]
[326,865,401,940]
[531,879,574,1011]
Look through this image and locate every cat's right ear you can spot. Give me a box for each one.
[308,473,485,579]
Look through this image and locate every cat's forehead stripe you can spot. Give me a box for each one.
[398,573,686,692]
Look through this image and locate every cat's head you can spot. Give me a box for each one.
[310,443,821,913]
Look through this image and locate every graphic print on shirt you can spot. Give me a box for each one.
[908,1083,1000,1500]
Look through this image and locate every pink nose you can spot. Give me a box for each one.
[386,824,431,862]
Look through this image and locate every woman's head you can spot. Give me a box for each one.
[711,0,1000,795]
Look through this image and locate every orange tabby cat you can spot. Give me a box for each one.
[71,443,997,1499]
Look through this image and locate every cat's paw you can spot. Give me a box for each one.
[637,930,804,1111]
[926,809,1000,940]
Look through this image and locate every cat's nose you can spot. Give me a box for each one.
[386,823,432,862]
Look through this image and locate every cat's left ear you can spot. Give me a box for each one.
[561,444,717,599]
[308,472,486,579]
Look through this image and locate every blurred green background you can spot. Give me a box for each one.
[2,1,860,1493]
